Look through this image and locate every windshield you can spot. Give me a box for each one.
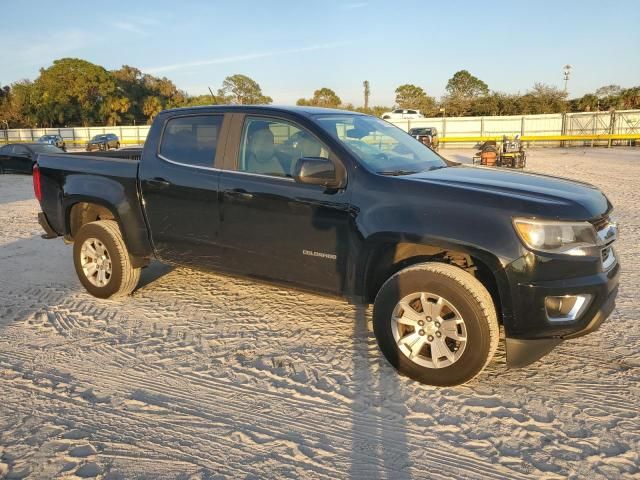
[39,135,55,141]
[313,114,446,174]
[30,144,63,153]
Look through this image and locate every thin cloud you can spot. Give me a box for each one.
[111,21,148,35]
[143,42,350,74]
[341,2,368,9]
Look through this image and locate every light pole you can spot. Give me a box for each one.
[563,65,572,93]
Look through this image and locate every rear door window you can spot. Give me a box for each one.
[13,145,30,156]
[159,115,223,168]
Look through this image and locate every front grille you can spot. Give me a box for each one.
[592,215,617,271]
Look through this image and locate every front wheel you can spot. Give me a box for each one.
[73,220,140,299]
[373,262,499,386]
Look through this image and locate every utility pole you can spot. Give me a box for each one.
[363,80,370,110]
[563,65,572,94]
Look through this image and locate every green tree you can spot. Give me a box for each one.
[620,87,640,109]
[363,80,370,109]
[112,65,185,124]
[218,74,272,105]
[181,94,221,107]
[446,70,489,98]
[595,85,622,99]
[575,93,599,112]
[35,58,117,126]
[297,87,342,108]
[142,96,163,123]
[102,96,131,125]
[519,83,568,114]
[394,84,436,115]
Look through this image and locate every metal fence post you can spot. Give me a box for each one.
[608,111,616,148]
[480,117,485,138]
[442,116,447,149]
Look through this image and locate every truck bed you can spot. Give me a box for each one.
[35,151,145,252]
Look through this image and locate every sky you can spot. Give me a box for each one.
[1,0,638,106]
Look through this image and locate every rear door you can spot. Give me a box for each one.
[11,145,33,173]
[217,113,353,294]
[139,112,230,268]
[0,145,13,171]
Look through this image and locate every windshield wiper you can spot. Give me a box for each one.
[377,169,419,176]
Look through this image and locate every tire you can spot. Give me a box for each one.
[373,262,499,386]
[115,142,120,150]
[73,220,140,299]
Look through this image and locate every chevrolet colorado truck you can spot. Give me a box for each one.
[33,106,620,386]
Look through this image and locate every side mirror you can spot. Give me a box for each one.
[293,157,345,189]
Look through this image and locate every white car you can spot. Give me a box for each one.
[381,109,425,120]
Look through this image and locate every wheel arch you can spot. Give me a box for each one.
[64,196,151,268]
[359,238,510,324]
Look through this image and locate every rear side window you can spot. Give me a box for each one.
[159,115,222,168]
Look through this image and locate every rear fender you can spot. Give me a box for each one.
[62,174,152,258]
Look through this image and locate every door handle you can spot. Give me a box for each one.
[229,188,254,200]
[148,177,171,188]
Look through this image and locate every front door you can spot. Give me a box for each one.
[139,113,229,268]
[218,115,353,294]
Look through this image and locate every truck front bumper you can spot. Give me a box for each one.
[503,255,620,368]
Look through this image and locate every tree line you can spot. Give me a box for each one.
[1,58,639,128]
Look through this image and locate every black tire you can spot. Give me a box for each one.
[73,220,140,299]
[373,262,499,386]
[115,142,120,150]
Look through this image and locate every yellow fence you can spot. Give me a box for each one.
[439,133,640,143]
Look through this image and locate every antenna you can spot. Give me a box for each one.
[563,65,572,93]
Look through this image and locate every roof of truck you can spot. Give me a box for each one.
[165,105,364,117]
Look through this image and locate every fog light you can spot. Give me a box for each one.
[545,294,592,322]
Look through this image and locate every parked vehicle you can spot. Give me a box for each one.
[381,109,424,120]
[38,134,67,151]
[408,127,439,151]
[34,106,619,386]
[86,133,120,151]
[0,143,63,174]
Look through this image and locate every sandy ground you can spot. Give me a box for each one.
[0,148,638,479]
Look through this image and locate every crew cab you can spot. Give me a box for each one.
[33,106,620,386]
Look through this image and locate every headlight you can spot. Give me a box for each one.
[513,218,599,255]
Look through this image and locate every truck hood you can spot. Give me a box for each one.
[401,165,610,220]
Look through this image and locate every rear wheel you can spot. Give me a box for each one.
[73,220,140,299]
[373,262,499,386]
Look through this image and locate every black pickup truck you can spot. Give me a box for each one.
[34,106,620,386]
